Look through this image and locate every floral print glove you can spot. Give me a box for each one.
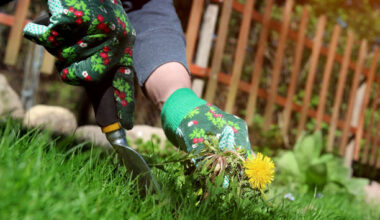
[23,0,135,129]
[177,104,253,155]
[161,88,253,156]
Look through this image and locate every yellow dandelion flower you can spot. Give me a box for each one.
[244,153,275,190]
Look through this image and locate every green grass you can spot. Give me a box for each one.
[0,119,379,219]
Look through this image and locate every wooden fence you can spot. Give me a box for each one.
[1,0,380,169]
[186,0,380,169]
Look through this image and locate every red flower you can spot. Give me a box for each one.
[62,68,68,80]
[207,103,212,107]
[124,47,132,56]
[104,59,110,65]
[77,40,83,45]
[97,23,106,30]
[232,128,238,133]
[114,89,120,96]
[100,52,108,59]
[51,30,59,36]
[193,120,198,125]
[103,27,111,34]
[119,92,125,99]
[103,46,110,52]
[119,67,126,73]
[97,23,111,33]
[97,15,104,22]
[121,100,127,106]
[192,138,204,144]
[48,36,55,42]
[75,18,83,25]
[68,7,75,12]
[74,11,83,17]
[113,0,117,4]
[123,30,127,36]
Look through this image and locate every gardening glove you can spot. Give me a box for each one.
[23,0,135,129]
[161,88,254,157]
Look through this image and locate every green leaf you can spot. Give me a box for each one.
[293,131,323,170]
[276,151,301,178]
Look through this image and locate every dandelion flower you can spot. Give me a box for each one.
[244,153,275,190]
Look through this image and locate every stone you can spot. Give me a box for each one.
[75,125,112,150]
[365,181,380,204]
[23,105,77,134]
[0,74,24,119]
[127,125,168,150]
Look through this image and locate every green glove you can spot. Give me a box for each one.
[23,0,135,129]
[161,88,253,156]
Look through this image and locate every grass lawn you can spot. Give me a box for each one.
[0,119,379,219]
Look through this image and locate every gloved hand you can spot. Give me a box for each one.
[161,88,253,156]
[23,0,135,129]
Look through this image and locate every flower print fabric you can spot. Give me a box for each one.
[23,0,136,129]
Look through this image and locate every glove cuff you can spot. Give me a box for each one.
[161,88,206,146]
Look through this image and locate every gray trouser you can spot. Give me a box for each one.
[90,0,188,127]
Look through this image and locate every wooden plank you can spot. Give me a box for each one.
[225,0,255,113]
[192,4,219,98]
[362,85,379,164]
[195,4,219,68]
[191,64,359,134]
[0,12,31,26]
[315,25,341,130]
[354,47,380,161]
[245,0,274,125]
[40,50,55,75]
[263,0,294,130]
[370,94,380,166]
[0,12,15,26]
[204,0,233,103]
[325,31,354,152]
[282,7,309,136]
[185,0,205,66]
[339,40,367,155]
[296,16,326,137]
[4,0,31,66]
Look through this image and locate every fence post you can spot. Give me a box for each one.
[362,84,379,164]
[225,0,255,113]
[204,0,233,103]
[325,31,354,152]
[282,7,309,137]
[344,83,366,170]
[40,50,55,75]
[21,43,44,111]
[186,0,205,66]
[315,25,341,131]
[245,0,274,125]
[192,3,219,98]
[263,0,293,129]
[339,40,367,155]
[4,0,30,66]
[296,16,326,137]
[354,47,380,161]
